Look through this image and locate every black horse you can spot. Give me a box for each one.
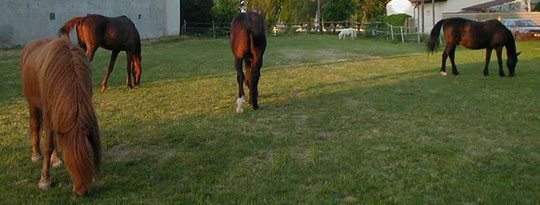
[427,18,520,77]
[230,12,267,113]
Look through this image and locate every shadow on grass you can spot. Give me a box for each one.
[79,65,539,203]
[2,55,538,203]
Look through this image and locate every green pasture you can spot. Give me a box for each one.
[0,35,538,203]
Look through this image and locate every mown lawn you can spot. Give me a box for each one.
[0,35,538,204]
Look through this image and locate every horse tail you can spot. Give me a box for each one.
[427,19,447,53]
[58,16,84,37]
[40,37,101,196]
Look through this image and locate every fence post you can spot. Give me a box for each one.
[417,26,420,43]
[400,26,405,44]
[212,21,216,38]
[390,25,394,41]
[183,20,187,35]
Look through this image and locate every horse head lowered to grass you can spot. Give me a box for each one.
[20,37,102,196]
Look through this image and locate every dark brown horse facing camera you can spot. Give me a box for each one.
[427,18,521,77]
[231,12,267,113]
[59,14,142,92]
[20,37,102,196]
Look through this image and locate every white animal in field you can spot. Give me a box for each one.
[338,28,357,40]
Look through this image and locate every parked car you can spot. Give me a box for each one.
[500,19,540,40]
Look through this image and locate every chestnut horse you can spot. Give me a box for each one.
[59,14,142,92]
[231,12,267,113]
[427,18,520,77]
[20,37,102,196]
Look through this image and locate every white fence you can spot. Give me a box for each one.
[181,20,427,44]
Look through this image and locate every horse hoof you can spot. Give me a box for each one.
[31,155,42,163]
[440,71,447,76]
[38,180,51,190]
[73,188,88,197]
[236,108,244,114]
[52,160,63,168]
[100,86,107,92]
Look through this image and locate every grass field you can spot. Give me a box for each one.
[0,35,538,204]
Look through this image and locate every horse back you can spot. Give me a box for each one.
[102,16,141,52]
[444,18,513,49]
[20,38,54,107]
[79,14,141,52]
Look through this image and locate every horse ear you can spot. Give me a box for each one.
[516,52,521,57]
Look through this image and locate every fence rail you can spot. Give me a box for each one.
[181,20,428,44]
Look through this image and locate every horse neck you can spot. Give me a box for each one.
[505,38,517,57]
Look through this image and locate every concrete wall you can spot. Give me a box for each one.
[443,12,540,25]
[0,0,180,47]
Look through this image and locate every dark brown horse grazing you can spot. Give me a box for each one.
[231,12,267,113]
[59,14,142,92]
[427,18,520,77]
[20,37,102,196]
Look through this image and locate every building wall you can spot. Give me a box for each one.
[0,0,180,47]
[415,0,492,33]
[164,0,181,36]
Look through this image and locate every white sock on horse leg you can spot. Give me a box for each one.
[236,96,245,114]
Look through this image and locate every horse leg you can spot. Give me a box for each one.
[85,46,98,62]
[495,47,505,77]
[29,105,42,162]
[448,45,459,76]
[250,57,263,110]
[440,45,450,76]
[132,55,142,86]
[235,59,245,114]
[125,52,134,89]
[244,59,252,88]
[101,50,120,92]
[38,123,54,190]
[484,48,492,76]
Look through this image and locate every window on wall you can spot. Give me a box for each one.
[50,13,55,20]
[426,9,430,17]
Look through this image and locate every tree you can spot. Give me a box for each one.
[246,0,283,25]
[213,0,241,22]
[349,0,386,22]
[279,0,318,23]
[322,0,354,21]
[181,0,214,22]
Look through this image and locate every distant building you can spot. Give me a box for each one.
[405,0,537,33]
[462,0,535,12]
